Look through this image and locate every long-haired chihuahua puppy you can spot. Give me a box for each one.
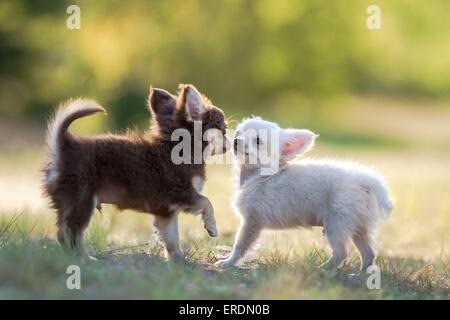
[43,84,229,259]
[216,117,393,272]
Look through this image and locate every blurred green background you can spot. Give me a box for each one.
[1,0,450,131]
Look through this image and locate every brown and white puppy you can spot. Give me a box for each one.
[43,84,230,259]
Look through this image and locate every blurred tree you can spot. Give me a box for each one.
[0,0,449,128]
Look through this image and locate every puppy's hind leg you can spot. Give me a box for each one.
[63,195,97,260]
[153,213,183,260]
[352,229,377,272]
[320,219,351,271]
[215,219,262,268]
[56,210,70,251]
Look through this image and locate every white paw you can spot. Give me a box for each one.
[85,255,98,262]
[215,258,235,268]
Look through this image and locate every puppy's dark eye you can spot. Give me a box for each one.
[255,136,262,146]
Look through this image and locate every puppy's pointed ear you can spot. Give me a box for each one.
[148,86,176,118]
[177,84,207,121]
[280,129,317,161]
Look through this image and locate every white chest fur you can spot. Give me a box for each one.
[191,176,205,193]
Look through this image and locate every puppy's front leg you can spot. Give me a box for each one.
[215,220,262,268]
[190,194,218,238]
[153,214,183,260]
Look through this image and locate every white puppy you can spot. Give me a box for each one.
[216,117,393,271]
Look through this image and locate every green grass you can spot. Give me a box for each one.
[0,213,448,299]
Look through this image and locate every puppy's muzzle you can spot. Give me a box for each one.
[233,137,246,155]
[233,138,238,153]
[210,135,231,156]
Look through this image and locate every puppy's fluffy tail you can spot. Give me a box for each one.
[369,177,394,221]
[45,99,105,180]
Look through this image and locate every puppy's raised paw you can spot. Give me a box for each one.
[205,224,218,238]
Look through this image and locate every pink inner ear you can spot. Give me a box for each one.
[281,137,304,156]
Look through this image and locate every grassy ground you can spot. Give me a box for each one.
[0,209,448,299]
[0,98,449,299]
